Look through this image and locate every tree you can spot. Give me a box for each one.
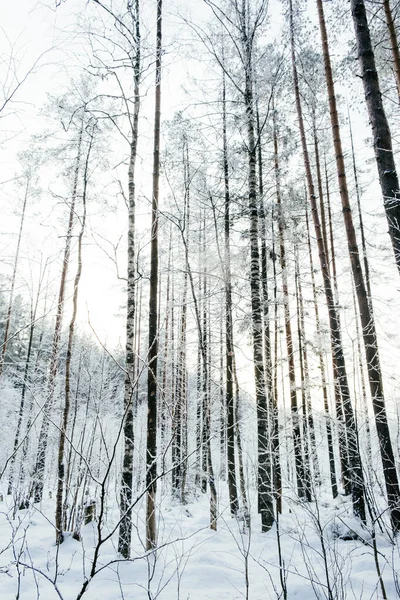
[289,0,366,521]
[317,0,400,534]
[274,116,311,502]
[30,105,86,505]
[351,0,400,274]
[203,0,275,532]
[89,0,143,560]
[0,167,31,377]
[145,0,162,551]
[55,116,95,544]
[222,65,239,516]
[382,0,400,102]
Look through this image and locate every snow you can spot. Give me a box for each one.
[0,485,398,599]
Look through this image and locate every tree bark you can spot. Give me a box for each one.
[383,0,400,103]
[222,68,239,516]
[55,124,92,544]
[274,122,308,501]
[271,207,282,514]
[325,164,352,495]
[116,0,142,558]
[295,240,320,486]
[305,208,337,498]
[145,0,162,551]
[318,0,400,532]
[351,0,400,273]
[30,116,84,504]
[290,0,365,521]
[177,209,218,531]
[172,140,190,503]
[240,0,273,532]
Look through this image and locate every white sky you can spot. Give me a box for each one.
[1,0,400,406]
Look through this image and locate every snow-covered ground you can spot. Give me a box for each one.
[1,484,399,599]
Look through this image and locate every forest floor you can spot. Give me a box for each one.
[0,483,398,599]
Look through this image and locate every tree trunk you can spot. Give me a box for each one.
[172,141,190,503]
[30,116,84,504]
[233,358,250,529]
[351,281,373,470]
[290,0,365,521]
[116,0,141,558]
[55,125,92,544]
[201,232,209,496]
[240,0,273,532]
[351,0,400,273]
[271,208,282,514]
[274,122,308,501]
[305,209,338,498]
[177,208,218,531]
[383,0,400,103]
[313,122,330,271]
[318,0,400,532]
[325,164,352,495]
[160,228,172,455]
[145,0,162,551]
[257,105,276,510]
[18,283,49,496]
[295,241,320,485]
[222,69,239,516]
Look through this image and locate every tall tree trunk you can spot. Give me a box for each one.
[146,0,162,549]
[30,116,84,504]
[351,281,373,470]
[294,241,320,485]
[348,110,373,303]
[315,135,349,494]
[55,126,92,544]
[271,208,282,514]
[294,251,313,494]
[317,0,400,533]
[118,0,141,558]
[240,0,273,532]
[219,321,226,481]
[172,141,190,502]
[273,122,308,501]
[383,0,400,103]
[201,232,209,496]
[256,105,274,421]
[233,357,250,529]
[351,0,400,273]
[160,228,172,453]
[305,209,338,498]
[289,0,365,521]
[348,112,373,469]
[177,209,218,530]
[222,68,239,516]
[195,252,202,491]
[257,106,276,509]
[325,163,352,495]
[63,344,84,528]
[313,121,330,271]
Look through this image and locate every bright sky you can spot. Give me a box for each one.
[1,0,400,408]
[0,0,237,351]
